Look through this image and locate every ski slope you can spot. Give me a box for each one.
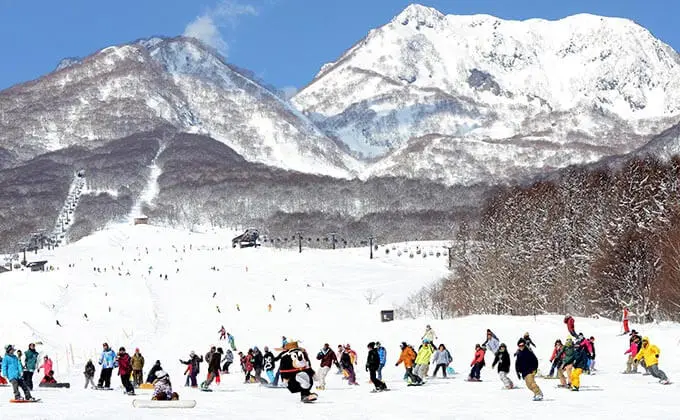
[1,224,679,419]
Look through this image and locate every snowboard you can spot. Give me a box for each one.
[39,383,70,388]
[302,394,318,403]
[10,399,42,403]
[132,399,196,409]
[200,388,213,392]
[139,383,154,390]
[407,382,424,386]
[370,388,390,393]
[94,387,114,391]
[465,379,483,382]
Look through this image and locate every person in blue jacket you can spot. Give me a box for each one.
[2,345,35,401]
[376,342,387,380]
[97,342,117,388]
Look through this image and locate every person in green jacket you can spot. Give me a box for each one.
[558,338,575,388]
[414,341,434,380]
[23,343,39,390]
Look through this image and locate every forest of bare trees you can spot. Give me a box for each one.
[402,156,680,322]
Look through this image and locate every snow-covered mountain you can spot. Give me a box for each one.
[0,37,360,178]
[293,4,680,184]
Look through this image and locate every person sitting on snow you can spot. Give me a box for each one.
[151,370,179,400]
[40,370,57,385]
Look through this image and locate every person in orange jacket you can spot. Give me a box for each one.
[468,344,486,381]
[395,342,422,384]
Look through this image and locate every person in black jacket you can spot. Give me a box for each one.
[515,338,542,400]
[492,343,513,389]
[252,347,264,383]
[366,342,387,391]
[84,359,96,389]
[146,360,162,384]
[179,351,203,387]
[202,347,223,389]
[263,347,275,384]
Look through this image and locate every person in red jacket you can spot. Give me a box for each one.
[622,307,630,334]
[468,344,486,381]
[564,315,577,338]
[116,347,135,395]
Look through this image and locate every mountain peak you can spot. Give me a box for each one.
[394,3,445,27]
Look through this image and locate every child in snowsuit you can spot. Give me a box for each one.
[84,360,96,389]
[468,344,485,381]
[492,343,513,389]
[634,337,670,384]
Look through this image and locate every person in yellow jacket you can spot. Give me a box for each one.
[634,337,670,384]
[414,340,434,380]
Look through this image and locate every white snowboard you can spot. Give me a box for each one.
[132,399,196,409]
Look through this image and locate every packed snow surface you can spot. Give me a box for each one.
[1,224,679,419]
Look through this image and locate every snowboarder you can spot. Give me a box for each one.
[39,370,57,385]
[263,346,276,383]
[116,347,135,395]
[1,345,35,401]
[315,343,339,390]
[548,340,564,377]
[396,342,421,384]
[622,306,630,334]
[305,303,311,310]
[146,360,162,384]
[23,343,38,390]
[222,349,234,373]
[559,338,575,388]
[227,333,236,351]
[634,337,670,384]
[56,320,62,327]
[131,348,145,387]
[236,304,240,312]
[432,344,452,378]
[97,342,116,388]
[468,344,485,381]
[277,342,317,402]
[268,304,272,312]
[422,325,437,342]
[515,338,543,400]
[239,350,254,383]
[340,345,358,385]
[252,347,264,383]
[376,341,387,380]
[624,335,640,374]
[564,315,577,338]
[201,347,223,389]
[218,326,226,340]
[366,342,387,391]
[151,370,179,401]
[568,339,589,391]
[38,355,53,377]
[588,337,597,372]
[84,359,96,389]
[492,343,514,389]
[483,329,501,354]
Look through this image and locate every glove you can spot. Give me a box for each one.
[395,363,399,367]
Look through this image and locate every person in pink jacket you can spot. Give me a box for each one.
[39,355,53,376]
[624,337,640,374]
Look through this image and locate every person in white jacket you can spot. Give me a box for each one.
[483,329,501,354]
[422,325,437,342]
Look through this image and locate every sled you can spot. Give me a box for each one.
[10,398,42,403]
[132,399,196,409]
[139,383,154,390]
[39,383,70,388]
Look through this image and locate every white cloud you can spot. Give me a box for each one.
[183,1,258,57]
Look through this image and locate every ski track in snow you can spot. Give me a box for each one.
[1,224,679,419]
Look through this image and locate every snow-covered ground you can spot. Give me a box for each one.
[1,224,679,419]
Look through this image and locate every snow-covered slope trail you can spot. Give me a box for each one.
[0,224,679,419]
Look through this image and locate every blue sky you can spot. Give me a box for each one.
[1,0,679,91]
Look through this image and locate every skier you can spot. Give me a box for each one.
[1,345,35,401]
[432,344,453,378]
[315,343,339,390]
[222,349,234,373]
[622,306,630,334]
[366,342,387,392]
[146,360,162,384]
[227,333,236,351]
[634,337,670,384]
[151,370,179,401]
[116,347,135,395]
[468,344,485,381]
[483,329,501,354]
[179,351,202,387]
[219,326,226,340]
[515,338,543,400]
[263,346,276,383]
[396,342,422,384]
[84,359,96,389]
[340,345,358,386]
[492,342,514,389]
[548,340,564,378]
[131,348,145,387]
[564,315,577,338]
[624,335,640,374]
[422,325,437,342]
[23,343,38,390]
[97,342,116,388]
[376,342,387,380]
